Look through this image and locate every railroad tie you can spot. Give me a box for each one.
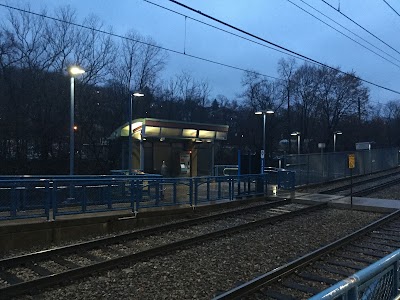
[25,262,53,277]
[260,289,298,300]
[0,270,24,285]
[282,279,322,295]
[297,272,338,285]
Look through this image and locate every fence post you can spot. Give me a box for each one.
[10,183,17,218]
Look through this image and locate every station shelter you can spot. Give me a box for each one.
[109,118,229,177]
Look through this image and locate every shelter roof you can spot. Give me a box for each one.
[109,118,229,141]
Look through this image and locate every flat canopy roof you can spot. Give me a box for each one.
[109,118,229,141]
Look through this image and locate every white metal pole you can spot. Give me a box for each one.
[128,94,133,175]
[70,77,74,176]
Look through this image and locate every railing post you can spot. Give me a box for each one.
[107,183,112,209]
[189,178,193,206]
[45,180,50,221]
[155,180,160,206]
[10,183,17,218]
[82,185,87,213]
[173,180,177,204]
[52,181,58,220]
[194,178,198,207]
[206,177,210,202]
[217,177,221,200]
[348,286,357,300]
[394,260,399,297]
[130,179,135,212]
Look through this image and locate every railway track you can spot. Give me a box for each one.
[213,210,400,300]
[319,170,400,197]
[0,200,325,299]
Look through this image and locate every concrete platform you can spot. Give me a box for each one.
[0,196,274,254]
[291,192,400,213]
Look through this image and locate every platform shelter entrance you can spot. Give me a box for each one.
[110,118,229,177]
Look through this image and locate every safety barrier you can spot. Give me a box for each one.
[309,249,400,300]
[0,171,295,221]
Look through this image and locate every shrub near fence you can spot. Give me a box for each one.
[0,171,295,221]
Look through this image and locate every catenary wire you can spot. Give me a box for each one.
[382,0,400,18]
[321,0,400,56]
[168,0,400,95]
[0,3,279,81]
[289,0,400,66]
[143,0,315,65]
[0,2,399,96]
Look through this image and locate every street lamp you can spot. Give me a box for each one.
[333,131,342,152]
[128,91,145,175]
[255,110,274,173]
[291,131,301,155]
[68,65,85,176]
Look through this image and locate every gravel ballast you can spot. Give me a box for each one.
[13,208,383,300]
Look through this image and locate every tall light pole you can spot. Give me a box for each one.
[128,91,145,175]
[333,131,342,152]
[68,66,85,176]
[291,131,301,155]
[255,110,274,174]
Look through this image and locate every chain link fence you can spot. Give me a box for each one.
[283,147,399,186]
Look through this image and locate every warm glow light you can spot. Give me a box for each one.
[255,110,274,115]
[73,125,78,131]
[69,66,85,76]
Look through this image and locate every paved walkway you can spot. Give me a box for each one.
[284,191,400,211]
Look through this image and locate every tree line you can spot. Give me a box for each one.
[0,5,398,174]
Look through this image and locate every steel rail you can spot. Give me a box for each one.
[0,199,291,268]
[0,202,326,299]
[319,172,400,195]
[213,210,400,300]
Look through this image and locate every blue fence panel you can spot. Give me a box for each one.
[310,249,400,300]
[0,171,295,221]
[0,179,50,220]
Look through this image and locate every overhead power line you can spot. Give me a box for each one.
[168,0,400,95]
[1,2,399,96]
[0,3,279,81]
[382,0,400,18]
[143,0,315,65]
[289,0,400,67]
[321,0,400,57]
[147,0,400,70]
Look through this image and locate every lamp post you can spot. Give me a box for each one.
[128,91,145,175]
[68,66,85,176]
[333,131,342,152]
[291,131,301,155]
[255,110,274,174]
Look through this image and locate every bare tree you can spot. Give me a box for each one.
[277,58,297,152]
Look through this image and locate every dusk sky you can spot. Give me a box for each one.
[2,0,400,104]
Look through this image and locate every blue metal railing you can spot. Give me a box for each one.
[0,171,295,221]
[309,249,400,300]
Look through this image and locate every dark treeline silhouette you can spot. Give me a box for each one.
[0,4,399,174]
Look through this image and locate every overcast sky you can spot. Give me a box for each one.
[2,0,400,104]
